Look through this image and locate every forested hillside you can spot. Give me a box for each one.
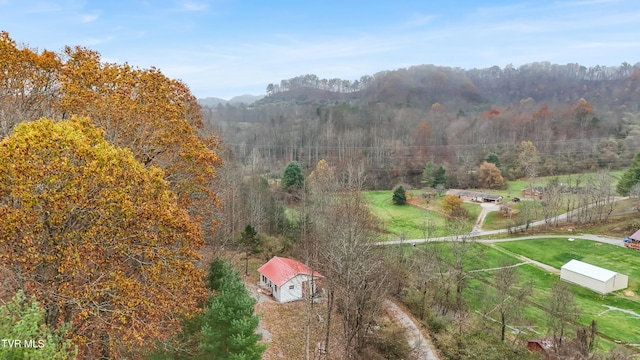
[204,62,640,189]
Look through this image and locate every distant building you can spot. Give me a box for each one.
[527,337,554,359]
[521,187,544,199]
[624,229,640,250]
[258,256,324,303]
[560,259,628,294]
[446,189,503,203]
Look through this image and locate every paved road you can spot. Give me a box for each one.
[378,232,626,247]
[378,196,631,247]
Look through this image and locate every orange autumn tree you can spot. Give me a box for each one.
[442,194,468,218]
[0,31,61,138]
[0,117,206,359]
[56,46,221,239]
[478,161,507,189]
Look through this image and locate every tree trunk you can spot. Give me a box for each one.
[323,288,334,358]
[501,312,506,342]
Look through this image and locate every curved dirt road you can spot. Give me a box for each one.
[385,299,439,360]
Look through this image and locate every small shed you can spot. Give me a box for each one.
[527,338,554,359]
[258,256,324,303]
[560,259,628,294]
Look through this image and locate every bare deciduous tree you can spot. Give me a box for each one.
[484,262,531,342]
[547,281,581,354]
[320,190,390,358]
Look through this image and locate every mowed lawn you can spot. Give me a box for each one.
[496,238,640,293]
[400,237,640,348]
[363,190,480,240]
[490,238,640,346]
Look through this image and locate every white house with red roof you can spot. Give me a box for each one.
[258,256,324,303]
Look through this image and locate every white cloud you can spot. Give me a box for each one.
[402,13,437,28]
[26,1,63,13]
[179,0,208,11]
[79,13,98,23]
[84,35,114,46]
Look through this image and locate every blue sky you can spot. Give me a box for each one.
[1,0,639,99]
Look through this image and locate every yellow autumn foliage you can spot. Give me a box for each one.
[0,117,206,359]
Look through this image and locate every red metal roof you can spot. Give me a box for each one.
[257,256,323,287]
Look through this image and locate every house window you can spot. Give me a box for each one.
[289,285,294,290]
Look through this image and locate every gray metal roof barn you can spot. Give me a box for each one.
[560,259,628,294]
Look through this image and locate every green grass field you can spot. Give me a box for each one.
[501,171,624,195]
[486,239,640,347]
[496,238,640,294]
[363,190,480,240]
[405,239,640,350]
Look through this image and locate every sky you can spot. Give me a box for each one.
[1,0,639,100]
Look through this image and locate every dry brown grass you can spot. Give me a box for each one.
[256,299,346,359]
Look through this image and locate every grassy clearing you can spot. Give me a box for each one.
[497,238,640,294]
[486,170,624,204]
[468,262,622,351]
[482,211,511,231]
[411,242,519,274]
[490,239,640,347]
[363,190,479,240]
[481,200,547,231]
[404,241,639,350]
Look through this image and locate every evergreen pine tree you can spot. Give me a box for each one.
[150,260,266,360]
[433,165,447,187]
[281,161,304,191]
[422,161,434,186]
[392,186,407,205]
[617,152,640,196]
[485,152,502,169]
[199,269,266,360]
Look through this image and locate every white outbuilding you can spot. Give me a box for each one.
[560,259,628,294]
[258,256,324,303]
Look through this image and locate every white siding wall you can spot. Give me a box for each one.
[260,273,316,303]
[609,274,629,293]
[278,275,306,303]
[561,269,607,294]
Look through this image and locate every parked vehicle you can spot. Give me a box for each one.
[512,197,520,202]
[624,237,640,250]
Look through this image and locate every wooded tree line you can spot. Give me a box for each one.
[204,60,640,189]
[266,62,640,102]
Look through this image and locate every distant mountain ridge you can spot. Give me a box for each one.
[258,62,640,111]
[198,94,264,107]
[199,62,640,109]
